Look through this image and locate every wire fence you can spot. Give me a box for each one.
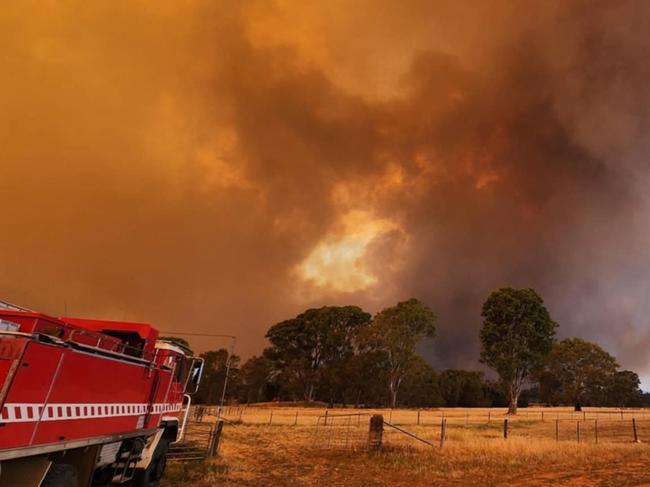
[194,404,650,426]
[309,416,650,450]
[188,405,650,452]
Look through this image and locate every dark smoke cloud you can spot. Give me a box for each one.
[2,1,650,384]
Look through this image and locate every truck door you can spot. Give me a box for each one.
[0,341,65,449]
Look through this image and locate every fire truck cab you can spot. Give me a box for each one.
[0,303,203,487]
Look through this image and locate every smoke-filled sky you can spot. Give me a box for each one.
[2,1,650,384]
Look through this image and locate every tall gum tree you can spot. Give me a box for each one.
[480,287,557,415]
[364,298,436,408]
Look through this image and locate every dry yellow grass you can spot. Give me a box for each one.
[163,406,650,486]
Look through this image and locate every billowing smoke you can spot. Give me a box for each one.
[1,1,650,382]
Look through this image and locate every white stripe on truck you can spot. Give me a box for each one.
[0,402,181,423]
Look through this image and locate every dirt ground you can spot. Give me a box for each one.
[162,407,650,486]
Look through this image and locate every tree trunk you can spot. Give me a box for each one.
[507,399,517,415]
[389,376,399,409]
[508,384,519,415]
[305,383,314,403]
[388,371,404,409]
[574,402,582,412]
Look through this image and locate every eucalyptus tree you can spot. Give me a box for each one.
[541,338,618,410]
[363,298,436,408]
[480,287,557,414]
[264,306,371,402]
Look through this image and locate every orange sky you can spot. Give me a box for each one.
[2,1,650,381]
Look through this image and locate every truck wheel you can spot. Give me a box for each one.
[133,439,169,487]
[41,464,78,487]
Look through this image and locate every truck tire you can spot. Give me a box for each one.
[133,439,169,487]
[41,464,78,487]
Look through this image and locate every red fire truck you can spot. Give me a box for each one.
[0,301,203,487]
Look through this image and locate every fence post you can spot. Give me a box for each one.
[583,411,586,421]
[465,413,469,425]
[294,410,299,426]
[541,411,544,422]
[503,419,508,439]
[209,420,224,457]
[576,421,580,443]
[369,415,384,451]
[633,418,639,442]
[239,408,243,422]
[324,410,329,426]
[417,409,421,425]
[487,410,491,424]
[268,409,273,425]
[595,419,598,444]
[439,417,447,448]
[620,410,624,421]
[555,419,559,441]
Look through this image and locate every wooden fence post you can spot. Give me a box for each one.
[576,421,580,443]
[369,415,384,451]
[503,419,508,439]
[541,411,544,422]
[595,419,598,444]
[633,418,639,442]
[487,410,491,424]
[268,409,273,425]
[294,410,299,426]
[555,419,559,441]
[324,410,329,426]
[439,417,447,448]
[209,420,224,457]
[417,409,421,425]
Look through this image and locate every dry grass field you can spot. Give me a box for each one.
[162,406,650,486]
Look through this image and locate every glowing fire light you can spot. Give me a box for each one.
[298,211,398,292]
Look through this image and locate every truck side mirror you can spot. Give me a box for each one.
[185,358,204,394]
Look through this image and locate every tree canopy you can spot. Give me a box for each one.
[195,348,240,404]
[538,338,627,410]
[438,369,487,407]
[607,370,642,407]
[265,306,371,402]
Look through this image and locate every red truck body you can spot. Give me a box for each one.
[0,305,202,486]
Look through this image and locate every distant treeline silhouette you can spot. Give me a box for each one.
[175,288,646,412]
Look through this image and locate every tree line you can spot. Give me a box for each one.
[177,288,647,413]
